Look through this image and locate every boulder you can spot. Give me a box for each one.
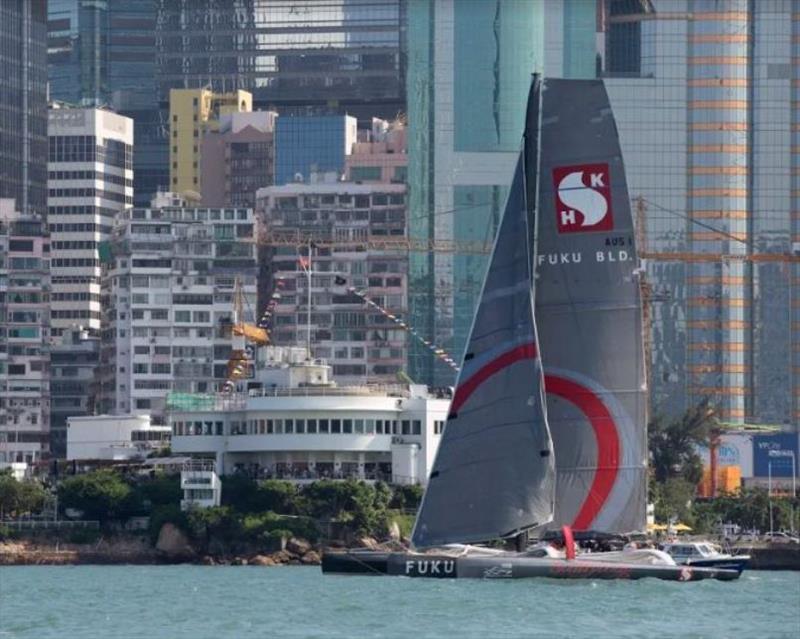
[269,549,293,564]
[354,536,379,550]
[201,556,216,566]
[286,537,312,556]
[250,554,276,566]
[155,523,194,558]
[301,550,321,565]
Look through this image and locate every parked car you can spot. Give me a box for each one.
[763,532,800,544]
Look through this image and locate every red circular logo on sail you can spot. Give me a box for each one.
[552,164,614,234]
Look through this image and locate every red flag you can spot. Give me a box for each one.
[298,256,310,271]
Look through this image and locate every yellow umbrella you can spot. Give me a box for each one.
[647,523,668,531]
[672,523,692,532]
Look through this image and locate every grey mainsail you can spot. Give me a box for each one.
[411,83,555,548]
[534,79,648,533]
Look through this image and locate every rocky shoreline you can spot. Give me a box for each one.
[0,539,324,567]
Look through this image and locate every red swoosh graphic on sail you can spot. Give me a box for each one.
[451,343,538,414]
[545,374,620,530]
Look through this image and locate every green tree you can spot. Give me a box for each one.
[649,399,716,485]
[58,470,133,523]
[0,474,47,518]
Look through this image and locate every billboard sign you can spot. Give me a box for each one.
[753,433,799,478]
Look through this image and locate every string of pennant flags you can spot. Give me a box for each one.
[254,269,461,372]
[345,286,461,372]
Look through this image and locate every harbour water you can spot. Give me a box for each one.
[1,566,799,638]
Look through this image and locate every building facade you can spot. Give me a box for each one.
[48,107,134,337]
[345,118,408,185]
[200,111,278,209]
[274,115,358,185]
[49,326,101,458]
[1,0,48,218]
[170,349,450,484]
[601,0,799,425]
[169,89,252,196]
[101,193,258,422]
[154,0,407,122]
[406,0,545,385]
[47,1,164,208]
[257,179,408,384]
[0,200,51,464]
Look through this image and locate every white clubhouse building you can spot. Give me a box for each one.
[170,347,451,485]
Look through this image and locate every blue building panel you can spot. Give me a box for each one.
[752,434,799,478]
[274,116,355,185]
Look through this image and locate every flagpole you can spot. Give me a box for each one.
[307,238,312,359]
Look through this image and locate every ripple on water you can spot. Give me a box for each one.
[0,566,799,639]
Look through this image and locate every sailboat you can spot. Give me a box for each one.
[321,77,741,581]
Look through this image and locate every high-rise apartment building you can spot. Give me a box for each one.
[200,111,278,209]
[1,1,48,218]
[406,0,545,385]
[274,115,358,185]
[257,179,408,384]
[600,0,798,425]
[169,89,252,196]
[102,193,258,421]
[0,200,51,464]
[48,107,134,337]
[49,327,100,458]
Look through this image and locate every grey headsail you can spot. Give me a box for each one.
[411,80,555,549]
[534,79,648,533]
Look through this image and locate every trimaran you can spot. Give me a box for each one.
[321,76,741,581]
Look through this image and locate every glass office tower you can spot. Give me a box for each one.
[602,0,798,425]
[406,0,544,385]
[0,0,48,218]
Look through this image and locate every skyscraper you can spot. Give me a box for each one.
[406,0,545,385]
[601,0,798,425]
[48,107,134,337]
[47,0,164,208]
[0,0,48,218]
[155,0,407,121]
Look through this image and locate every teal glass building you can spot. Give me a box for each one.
[406,0,596,386]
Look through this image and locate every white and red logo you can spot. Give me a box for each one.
[553,164,614,233]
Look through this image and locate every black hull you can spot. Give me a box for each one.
[321,551,741,581]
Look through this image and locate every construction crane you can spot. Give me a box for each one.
[226,277,269,385]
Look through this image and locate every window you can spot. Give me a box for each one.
[343,419,352,434]
[307,419,317,434]
[319,419,329,434]
[274,419,283,434]
[401,420,411,435]
[267,419,274,434]
[285,419,294,434]
[331,419,341,434]
[412,420,422,435]
[296,419,305,434]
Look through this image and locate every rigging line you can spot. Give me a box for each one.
[639,197,749,247]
